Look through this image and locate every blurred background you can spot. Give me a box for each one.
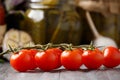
[0,0,120,53]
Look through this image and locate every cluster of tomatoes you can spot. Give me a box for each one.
[9,44,120,72]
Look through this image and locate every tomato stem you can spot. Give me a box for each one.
[8,45,15,53]
[63,43,73,51]
[0,43,95,56]
[88,41,95,50]
[0,50,10,57]
[69,44,73,50]
[44,43,52,50]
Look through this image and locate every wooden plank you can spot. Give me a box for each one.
[0,63,60,80]
[94,69,110,80]
[60,69,100,80]
[0,63,120,80]
[106,68,120,80]
[0,63,8,80]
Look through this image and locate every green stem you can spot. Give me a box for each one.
[0,50,10,57]
[88,41,95,50]
[8,45,15,53]
[0,43,97,56]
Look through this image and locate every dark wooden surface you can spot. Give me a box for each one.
[0,62,120,80]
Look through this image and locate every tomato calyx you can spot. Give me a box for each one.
[61,43,73,51]
[82,41,96,51]
[88,41,95,50]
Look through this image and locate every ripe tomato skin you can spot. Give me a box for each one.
[46,48,63,69]
[19,49,38,70]
[61,49,83,70]
[29,49,38,56]
[82,48,104,69]
[35,48,62,71]
[10,49,37,72]
[103,46,120,68]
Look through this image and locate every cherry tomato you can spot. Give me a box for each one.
[61,48,83,70]
[28,49,38,69]
[103,46,120,68]
[10,49,37,72]
[46,48,63,68]
[35,48,62,71]
[28,49,38,56]
[19,49,38,70]
[82,48,104,69]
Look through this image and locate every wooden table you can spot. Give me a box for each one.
[0,62,120,80]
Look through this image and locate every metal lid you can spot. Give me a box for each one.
[29,0,59,5]
[29,0,42,3]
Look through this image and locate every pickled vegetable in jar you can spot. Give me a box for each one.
[20,1,46,44]
[20,0,82,45]
[21,0,60,44]
[20,0,60,44]
[50,0,83,45]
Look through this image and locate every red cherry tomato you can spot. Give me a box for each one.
[46,48,63,68]
[28,49,38,56]
[61,48,83,70]
[35,48,62,71]
[28,49,38,69]
[10,49,37,72]
[82,48,104,69]
[103,46,120,68]
[19,49,38,70]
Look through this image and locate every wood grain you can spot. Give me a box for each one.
[0,63,120,80]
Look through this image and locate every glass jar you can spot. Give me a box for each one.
[20,0,60,44]
[20,0,83,45]
[50,0,83,45]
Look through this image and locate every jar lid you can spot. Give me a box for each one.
[29,0,59,5]
[30,0,42,3]
[60,0,76,11]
